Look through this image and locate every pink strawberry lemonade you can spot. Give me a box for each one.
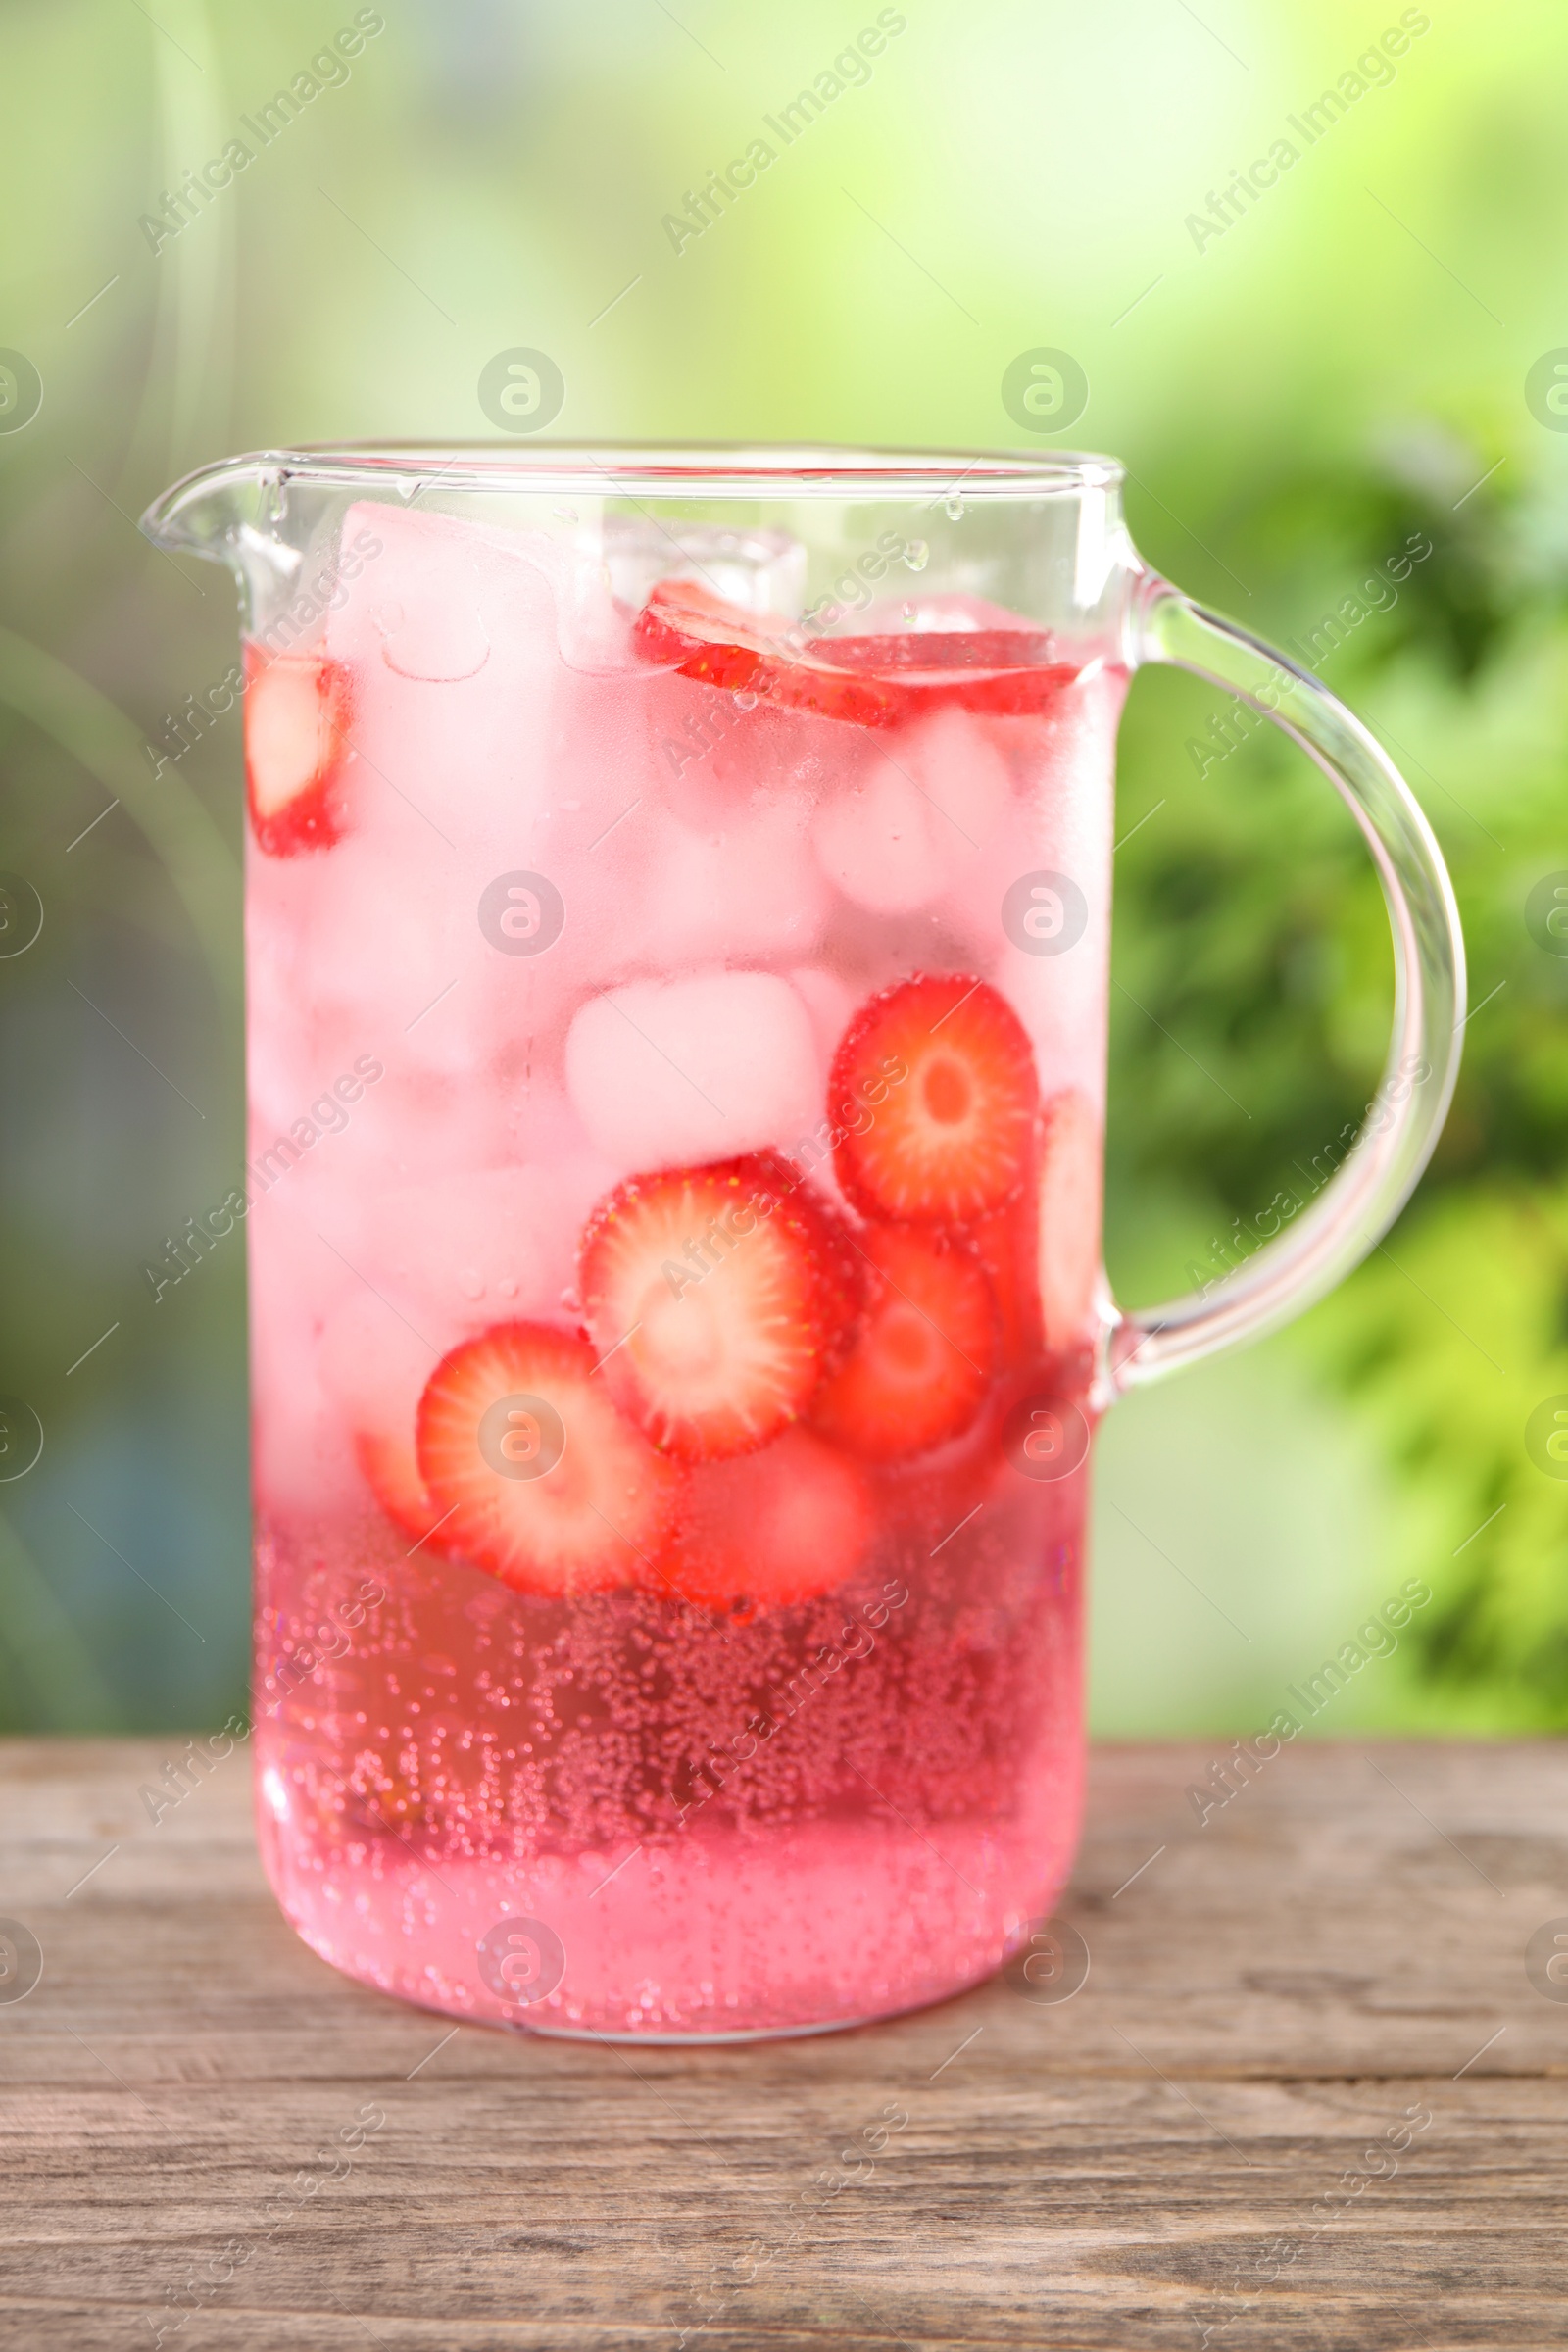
[244,500,1122,2037]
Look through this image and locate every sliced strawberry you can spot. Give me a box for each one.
[416,1322,683,1595]
[243,640,353,855]
[818,628,1086,717]
[831,975,1039,1225]
[1037,1089,1102,1351]
[354,1429,455,1557]
[578,1153,858,1463]
[659,1426,873,1615]
[970,1168,1042,1372]
[810,1225,998,1462]
[633,577,1083,728]
[635,579,891,728]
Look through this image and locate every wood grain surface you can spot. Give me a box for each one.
[3,1737,1565,2350]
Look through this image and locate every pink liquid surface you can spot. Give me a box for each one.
[243,502,1119,2035]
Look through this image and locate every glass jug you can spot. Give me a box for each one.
[142,445,1463,2039]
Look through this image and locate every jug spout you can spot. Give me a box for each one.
[140,453,290,561]
[141,453,361,629]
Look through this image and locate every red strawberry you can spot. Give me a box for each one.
[353,1428,466,1561]
[355,1428,437,1542]
[243,640,353,855]
[817,628,1087,717]
[831,975,1039,1225]
[633,577,1082,728]
[969,1191,1041,1371]
[659,1426,873,1615]
[578,1154,858,1463]
[634,579,892,728]
[968,1079,1050,1374]
[810,1225,998,1461]
[1037,1088,1102,1351]
[971,1093,1105,1367]
[416,1322,683,1595]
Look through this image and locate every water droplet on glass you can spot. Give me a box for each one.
[905,538,929,572]
[554,505,579,523]
[458,1268,484,1299]
[733,690,758,711]
[944,493,964,520]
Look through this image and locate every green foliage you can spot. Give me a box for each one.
[1111,425,1568,1721]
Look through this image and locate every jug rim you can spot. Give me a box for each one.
[141,441,1124,542]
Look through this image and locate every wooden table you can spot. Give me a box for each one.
[3,1739,1564,2349]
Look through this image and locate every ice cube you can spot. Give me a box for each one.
[315,1283,446,1536]
[499,1074,612,1191]
[787,963,857,1062]
[247,1190,362,1514]
[811,708,1011,914]
[318,1285,439,1434]
[564,970,822,1171]
[949,671,1122,1100]
[647,675,842,833]
[323,502,577,849]
[290,832,484,1070]
[301,1066,511,1192]
[903,703,1012,842]
[317,1160,606,1339]
[811,753,942,913]
[606,518,808,621]
[630,799,828,969]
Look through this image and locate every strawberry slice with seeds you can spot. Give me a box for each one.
[810,1225,999,1462]
[660,1426,873,1616]
[633,577,1081,728]
[578,1153,858,1463]
[243,640,354,855]
[1037,1088,1102,1351]
[416,1322,683,1595]
[831,974,1039,1225]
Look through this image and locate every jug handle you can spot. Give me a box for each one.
[1105,571,1466,1394]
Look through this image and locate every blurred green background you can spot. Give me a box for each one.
[0,0,1563,1738]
